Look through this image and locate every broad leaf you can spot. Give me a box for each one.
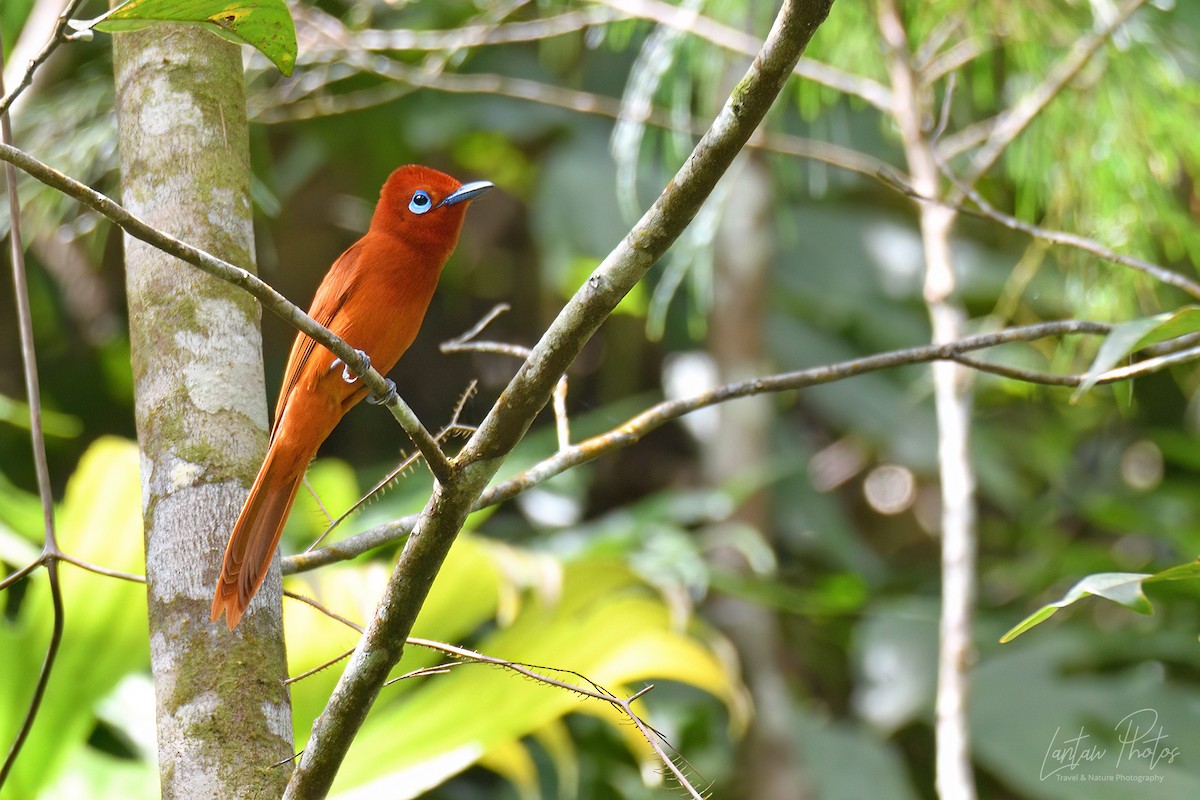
[285,544,744,799]
[71,0,297,76]
[0,438,148,800]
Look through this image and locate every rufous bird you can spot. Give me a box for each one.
[211,165,492,629]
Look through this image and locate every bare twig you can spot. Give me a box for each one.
[255,29,901,187]
[876,167,1200,301]
[56,554,145,583]
[283,580,707,797]
[1090,344,1200,383]
[396,639,704,799]
[943,0,1149,180]
[304,382,478,553]
[0,33,66,789]
[596,0,893,111]
[357,6,627,51]
[920,36,986,84]
[441,304,572,450]
[0,0,88,117]
[937,161,1200,301]
[284,590,364,633]
[284,319,1123,575]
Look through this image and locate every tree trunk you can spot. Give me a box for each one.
[112,25,294,797]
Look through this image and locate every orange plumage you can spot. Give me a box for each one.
[211,165,491,629]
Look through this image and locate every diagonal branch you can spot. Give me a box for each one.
[939,162,1200,301]
[0,0,88,117]
[0,142,453,483]
[282,3,836,797]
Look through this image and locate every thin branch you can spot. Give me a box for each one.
[947,0,1149,185]
[0,559,43,592]
[254,35,900,187]
[0,33,66,788]
[56,554,145,583]
[0,0,89,117]
[282,588,703,795]
[284,590,364,633]
[1091,343,1200,383]
[878,0,977,795]
[397,639,703,799]
[0,141,454,483]
[0,564,62,789]
[596,0,893,111]
[304,383,477,553]
[950,354,1080,386]
[552,372,570,451]
[284,319,1120,575]
[876,168,1200,301]
[920,36,986,84]
[937,161,1200,301]
[440,304,572,449]
[445,302,511,343]
[357,6,628,51]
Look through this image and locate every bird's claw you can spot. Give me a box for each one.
[331,350,371,384]
[367,378,397,406]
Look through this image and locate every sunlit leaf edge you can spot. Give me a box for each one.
[1001,561,1200,643]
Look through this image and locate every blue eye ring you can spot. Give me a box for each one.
[409,190,433,215]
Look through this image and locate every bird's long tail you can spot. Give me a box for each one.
[210,438,309,629]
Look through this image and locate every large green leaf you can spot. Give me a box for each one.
[285,543,745,799]
[71,0,297,76]
[0,438,149,800]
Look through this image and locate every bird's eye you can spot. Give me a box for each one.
[409,190,433,215]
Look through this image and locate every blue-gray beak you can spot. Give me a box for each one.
[436,180,494,209]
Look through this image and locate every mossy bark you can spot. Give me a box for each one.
[112,24,294,798]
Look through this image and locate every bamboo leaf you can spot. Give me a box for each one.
[1073,307,1200,399]
[1001,561,1200,643]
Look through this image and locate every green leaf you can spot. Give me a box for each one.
[0,392,83,437]
[286,546,745,799]
[1001,572,1153,643]
[1073,307,1200,399]
[998,560,1200,643]
[0,438,149,800]
[71,0,297,76]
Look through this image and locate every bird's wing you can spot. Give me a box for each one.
[270,239,366,440]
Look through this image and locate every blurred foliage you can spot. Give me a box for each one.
[4,0,1200,798]
[0,439,150,800]
[1,440,743,800]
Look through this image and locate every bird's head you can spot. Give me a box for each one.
[372,165,492,253]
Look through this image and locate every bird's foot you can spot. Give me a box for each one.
[331,350,371,384]
[367,378,397,406]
